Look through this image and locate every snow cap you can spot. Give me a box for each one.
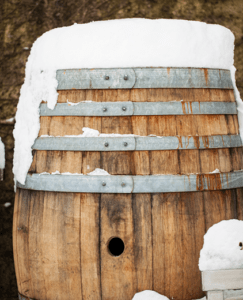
[13,18,238,185]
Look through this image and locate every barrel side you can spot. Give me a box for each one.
[14,70,243,300]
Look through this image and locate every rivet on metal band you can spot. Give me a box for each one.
[104,142,109,147]
[103,107,107,112]
[105,75,109,80]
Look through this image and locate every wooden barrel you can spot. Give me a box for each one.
[13,68,243,300]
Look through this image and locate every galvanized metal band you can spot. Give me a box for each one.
[40,101,134,116]
[32,135,242,151]
[39,101,237,116]
[56,68,233,90]
[18,171,243,193]
[136,135,242,150]
[33,136,136,151]
[133,172,243,193]
[18,174,133,193]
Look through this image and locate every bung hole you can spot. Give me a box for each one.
[108,237,125,256]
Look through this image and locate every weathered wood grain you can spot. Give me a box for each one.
[152,192,205,300]
[41,192,61,300]
[28,191,46,300]
[152,192,184,298]
[100,193,136,300]
[80,193,101,300]
[132,194,153,291]
[203,190,237,231]
[15,189,32,297]
[13,189,21,292]
[57,89,235,103]
[39,114,238,137]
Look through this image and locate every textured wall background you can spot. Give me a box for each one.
[0,0,242,299]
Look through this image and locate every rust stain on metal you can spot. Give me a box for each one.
[224,172,229,188]
[181,101,187,114]
[177,136,183,149]
[196,174,204,191]
[221,135,225,147]
[204,69,208,86]
[167,67,171,76]
[192,136,200,149]
[201,136,209,148]
[184,174,191,190]
[181,102,193,114]
[185,136,190,148]
[196,174,222,191]
[189,102,193,114]
[205,174,222,190]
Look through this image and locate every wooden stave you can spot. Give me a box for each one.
[14,86,243,300]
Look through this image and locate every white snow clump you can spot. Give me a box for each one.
[0,137,5,169]
[199,219,243,271]
[87,168,110,176]
[132,290,170,300]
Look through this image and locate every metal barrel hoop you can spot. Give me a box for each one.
[56,68,233,90]
[18,171,243,193]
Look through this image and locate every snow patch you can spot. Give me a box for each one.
[199,220,243,271]
[67,100,92,105]
[132,290,170,300]
[0,137,5,169]
[230,66,243,141]
[87,168,110,176]
[39,171,83,175]
[40,127,138,138]
[210,168,220,173]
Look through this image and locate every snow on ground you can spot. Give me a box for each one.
[132,290,170,300]
[13,18,242,184]
[199,220,243,271]
[0,137,5,169]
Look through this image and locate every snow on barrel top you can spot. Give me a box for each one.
[13,18,239,184]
